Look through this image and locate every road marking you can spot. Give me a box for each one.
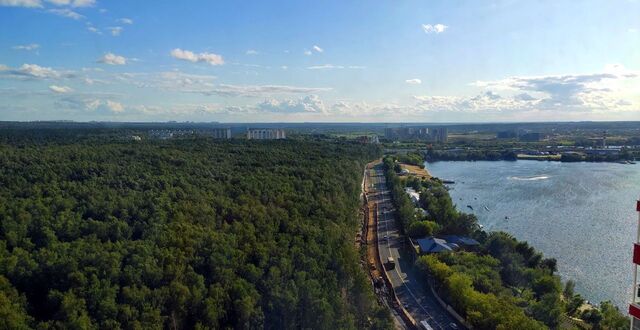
[373,169,447,330]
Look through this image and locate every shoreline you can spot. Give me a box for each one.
[426,157,637,164]
[425,160,633,311]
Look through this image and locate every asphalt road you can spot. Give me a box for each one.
[369,164,462,330]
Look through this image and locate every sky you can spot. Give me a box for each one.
[0,0,639,122]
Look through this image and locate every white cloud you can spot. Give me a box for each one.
[470,70,638,110]
[85,99,124,113]
[258,95,326,113]
[1,0,93,8]
[98,52,127,65]
[405,78,422,85]
[186,84,332,97]
[308,64,343,70]
[48,8,84,20]
[12,43,39,51]
[0,0,41,7]
[107,26,123,36]
[46,0,94,7]
[154,71,216,89]
[170,48,224,65]
[49,85,73,93]
[0,63,69,79]
[422,23,448,34]
[111,70,216,91]
[306,64,365,70]
[629,28,638,33]
[83,77,105,85]
[415,65,640,114]
[246,49,258,55]
[23,64,59,78]
[117,17,133,24]
[86,25,101,34]
[105,100,123,112]
[303,50,312,56]
[71,0,94,7]
[281,65,288,70]
[330,101,406,117]
[312,45,323,53]
[141,103,227,116]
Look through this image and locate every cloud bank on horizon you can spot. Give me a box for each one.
[0,0,639,122]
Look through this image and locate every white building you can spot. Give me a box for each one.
[210,128,232,139]
[404,187,420,205]
[247,128,286,140]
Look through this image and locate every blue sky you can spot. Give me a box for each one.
[0,0,639,122]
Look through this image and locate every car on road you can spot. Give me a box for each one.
[419,320,433,330]
[386,256,395,269]
[449,323,459,329]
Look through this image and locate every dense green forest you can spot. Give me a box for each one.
[382,156,629,330]
[0,135,392,329]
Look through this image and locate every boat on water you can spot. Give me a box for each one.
[505,216,509,220]
[467,205,473,210]
[484,205,490,211]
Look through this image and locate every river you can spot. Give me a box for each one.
[427,160,639,309]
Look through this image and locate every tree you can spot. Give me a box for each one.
[581,308,603,326]
[563,280,575,299]
[0,136,390,329]
[407,221,438,238]
[599,301,629,330]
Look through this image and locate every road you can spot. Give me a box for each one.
[368,163,462,330]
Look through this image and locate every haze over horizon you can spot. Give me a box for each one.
[1,0,639,122]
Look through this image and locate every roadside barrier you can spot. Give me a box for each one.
[428,284,473,329]
[373,202,418,329]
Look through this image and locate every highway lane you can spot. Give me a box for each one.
[369,164,462,330]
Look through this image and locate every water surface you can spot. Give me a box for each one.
[427,160,639,309]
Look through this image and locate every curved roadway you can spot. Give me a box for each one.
[369,164,463,330]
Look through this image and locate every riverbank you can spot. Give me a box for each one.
[427,160,637,312]
[399,163,431,179]
[419,159,631,328]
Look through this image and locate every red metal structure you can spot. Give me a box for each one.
[629,200,640,329]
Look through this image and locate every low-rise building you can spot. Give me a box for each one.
[384,126,447,142]
[416,237,455,254]
[404,187,420,205]
[149,129,195,139]
[149,130,174,140]
[415,236,480,254]
[247,128,286,140]
[208,128,232,139]
[355,135,380,144]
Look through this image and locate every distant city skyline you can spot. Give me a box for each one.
[0,0,639,122]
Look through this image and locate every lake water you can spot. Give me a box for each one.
[427,160,640,309]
